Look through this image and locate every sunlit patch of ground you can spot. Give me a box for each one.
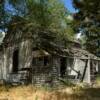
[0,85,100,100]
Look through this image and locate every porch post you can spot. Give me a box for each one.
[87,58,91,83]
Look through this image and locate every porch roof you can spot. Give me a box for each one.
[63,47,100,60]
[32,50,50,58]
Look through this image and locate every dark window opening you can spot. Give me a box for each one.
[13,49,19,73]
[60,57,66,77]
[32,58,36,65]
[32,48,39,51]
[38,57,42,61]
[44,56,49,66]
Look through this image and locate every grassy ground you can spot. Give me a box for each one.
[0,85,100,100]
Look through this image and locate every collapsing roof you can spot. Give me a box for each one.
[63,47,100,60]
[31,47,100,61]
[0,26,99,61]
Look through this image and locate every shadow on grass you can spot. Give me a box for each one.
[52,87,100,100]
[82,88,100,100]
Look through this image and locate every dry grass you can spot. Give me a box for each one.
[0,85,100,100]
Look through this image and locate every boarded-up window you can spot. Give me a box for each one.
[13,49,19,73]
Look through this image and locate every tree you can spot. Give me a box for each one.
[73,0,100,55]
[2,0,73,50]
[9,0,68,32]
[0,0,4,29]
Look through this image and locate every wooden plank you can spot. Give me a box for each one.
[81,59,88,82]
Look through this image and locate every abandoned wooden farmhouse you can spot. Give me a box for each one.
[0,30,100,86]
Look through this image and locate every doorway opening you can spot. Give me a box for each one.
[60,57,66,77]
[13,49,19,73]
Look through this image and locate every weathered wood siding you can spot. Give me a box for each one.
[71,58,86,76]
[83,59,90,83]
[65,58,91,83]
[19,39,33,69]
[1,39,33,83]
[32,56,61,86]
[52,56,60,85]
[3,46,15,80]
[0,38,98,85]
[0,51,3,80]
